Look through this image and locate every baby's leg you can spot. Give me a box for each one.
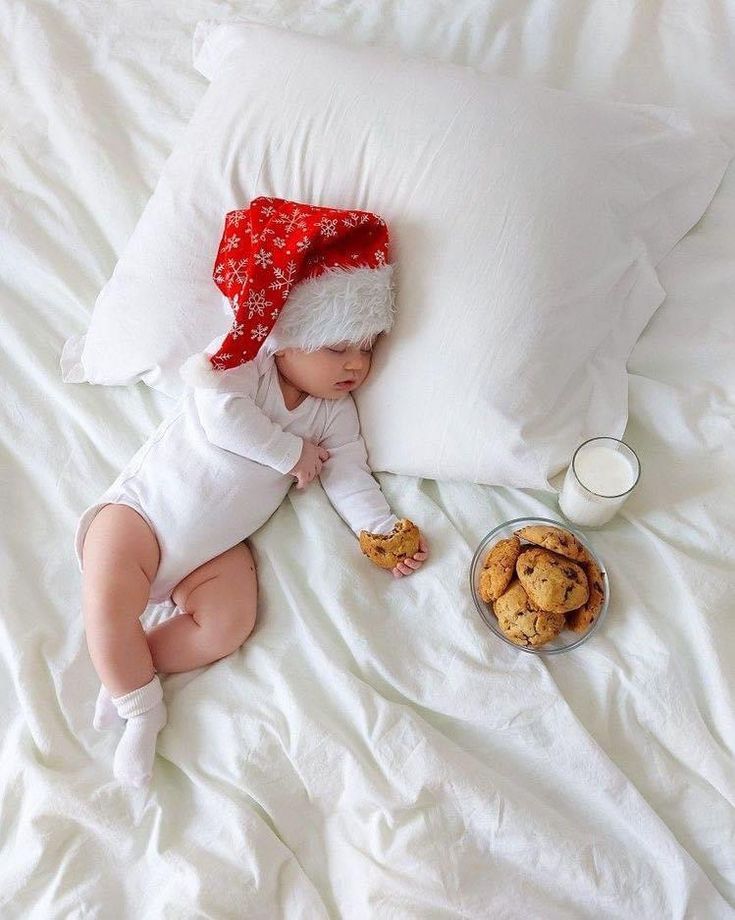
[81,504,160,696]
[82,504,165,786]
[146,542,257,674]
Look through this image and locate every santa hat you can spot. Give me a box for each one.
[181,197,395,386]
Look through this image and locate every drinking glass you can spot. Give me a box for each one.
[558,437,640,527]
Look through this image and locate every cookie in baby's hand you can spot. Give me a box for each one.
[359,519,421,570]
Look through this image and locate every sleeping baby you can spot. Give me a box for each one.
[76,197,429,787]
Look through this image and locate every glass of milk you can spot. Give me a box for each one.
[558,437,640,527]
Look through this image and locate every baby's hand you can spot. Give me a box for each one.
[392,534,429,578]
[289,440,330,490]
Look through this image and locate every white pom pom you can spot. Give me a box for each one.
[179,353,221,389]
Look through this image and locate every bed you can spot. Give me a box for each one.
[2,1,734,917]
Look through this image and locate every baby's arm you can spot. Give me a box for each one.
[318,396,398,535]
[318,398,429,576]
[193,362,303,474]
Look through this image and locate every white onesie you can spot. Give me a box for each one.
[75,349,398,602]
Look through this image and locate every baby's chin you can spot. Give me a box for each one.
[309,385,359,400]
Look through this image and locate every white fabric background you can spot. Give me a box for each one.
[1,1,734,918]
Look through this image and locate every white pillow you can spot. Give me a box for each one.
[61,20,731,489]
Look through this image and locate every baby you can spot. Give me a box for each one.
[76,197,428,787]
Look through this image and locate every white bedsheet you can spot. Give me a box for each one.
[1,1,734,918]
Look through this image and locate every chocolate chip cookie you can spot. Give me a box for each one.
[514,524,588,563]
[515,547,589,614]
[494,579,565,647]
[359,518,421,570]
[478,535,521,603]
[566,557,606,632]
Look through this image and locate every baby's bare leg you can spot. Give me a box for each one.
[82,504,160,697]
[146,542,257,674]
[82,505,169,786]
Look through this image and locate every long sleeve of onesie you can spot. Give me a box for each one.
[193,360,303,474]
[318,396,398,537]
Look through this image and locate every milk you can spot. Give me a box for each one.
[559,439,639,527]
[574,446,636,497]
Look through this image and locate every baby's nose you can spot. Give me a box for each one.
[345,354,366,371]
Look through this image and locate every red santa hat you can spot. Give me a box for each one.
[181,196,395,386]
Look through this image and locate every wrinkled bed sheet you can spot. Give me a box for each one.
[1,1,734,917]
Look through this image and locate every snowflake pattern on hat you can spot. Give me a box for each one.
[210,197,391,370]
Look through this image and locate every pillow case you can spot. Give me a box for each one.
[61,20,731,488]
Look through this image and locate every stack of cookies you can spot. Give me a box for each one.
[478,524,606,648]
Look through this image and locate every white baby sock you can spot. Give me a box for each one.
[112,675,167,787]
[93,684,121,731]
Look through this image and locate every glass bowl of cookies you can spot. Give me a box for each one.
[469,517,608,654]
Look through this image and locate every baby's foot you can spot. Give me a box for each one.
[113,701,167,787]
[93,684,120,731]
[111,675,167,787]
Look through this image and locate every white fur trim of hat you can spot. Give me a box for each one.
[265,264,395,354]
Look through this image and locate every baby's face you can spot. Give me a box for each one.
[274,341,375,399]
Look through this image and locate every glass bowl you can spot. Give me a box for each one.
[469,516,609,654]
